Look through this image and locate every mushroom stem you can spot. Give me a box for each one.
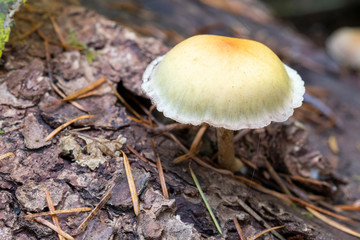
[216,128,243,171]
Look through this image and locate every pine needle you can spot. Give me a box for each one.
[45,190,65,240]
[233,214,246,240]
[0,152,15,161]
[173,125,207,164]
[105,79,143,120]
[248,225,285,240]
[44,114,94,141]
[237,199,286,240]
[50,82,87,112]
[307,207,360,238]
[336,204,360,211]
[151,139,169,199]
[25,207,92,219]
[34,217,74,240]
[47,77,107,107]
[121,151,139,216]
[189,162,222,235]
[74,188,112,236]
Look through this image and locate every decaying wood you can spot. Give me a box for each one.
[0,0,360,239]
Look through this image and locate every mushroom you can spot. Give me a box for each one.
[142,35,305,171]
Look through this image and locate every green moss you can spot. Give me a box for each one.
[301,211,314,218]
[67,28,96,63]
[353,175,360,182]
[67,28,87,49]
[85,48,96,63]
[0,0,26,58]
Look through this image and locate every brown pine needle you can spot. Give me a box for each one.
[248,225,285,240]
[165,132,233,176]
[0,152,15,161]
[127,116,152,129]
[237,199,286,240]
[264,159,292,196]
[126,145,157,168]
[45,190,65,240]
[50,82,87,112]
[34,217,74,240]
[288,196,354,223]
[25,207,92,219]
[74,188,112,236]
[151,139,169,199]
[190,125,208,152]
[105,80,143,120]
[48,15,68,50]
[121,151,140,216]
[306,207,360,238]
[233,214,246,240]
[46,77,107,107]
[233,175,355,224]
[63,77,107,102]
[336,204,360,211]
[44,115,94,142]
[75,87,109,99]
[18,21,44,39]
[173,152,196,164]
[173,125,207,164]
[328,135,339,154]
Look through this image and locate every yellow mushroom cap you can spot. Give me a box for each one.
[142,35,305,130]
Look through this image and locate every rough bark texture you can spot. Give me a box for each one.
[0,0,359,239]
